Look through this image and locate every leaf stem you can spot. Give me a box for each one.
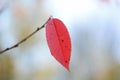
[0,17,51,54]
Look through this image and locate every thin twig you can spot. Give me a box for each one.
[0,17,51,54]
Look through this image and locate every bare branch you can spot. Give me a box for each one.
[0,17,51,54]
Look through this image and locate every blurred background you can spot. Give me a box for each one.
[0,0,120,80]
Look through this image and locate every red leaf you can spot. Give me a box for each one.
[46,17,71,70]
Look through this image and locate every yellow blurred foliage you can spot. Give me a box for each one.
[0,55,14,80]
